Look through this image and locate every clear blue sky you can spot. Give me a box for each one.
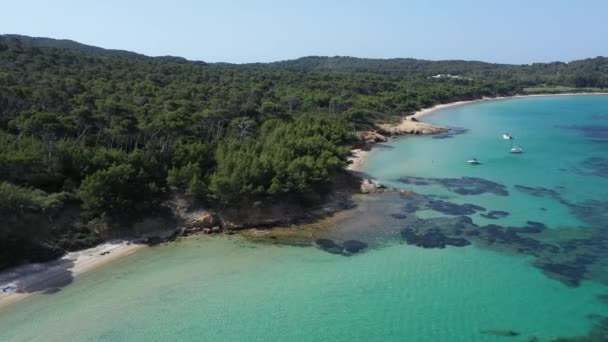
[2,0,607,64]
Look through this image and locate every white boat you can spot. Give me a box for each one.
[502,133,513,140]
[467,158,480,165]
[510,146,523,153]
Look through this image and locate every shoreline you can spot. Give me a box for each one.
[413,92,608,119]
[2,92,607,312]
[0,240,146,311]
[347,92,608,172]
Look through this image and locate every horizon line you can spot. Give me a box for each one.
[2,33,605,66]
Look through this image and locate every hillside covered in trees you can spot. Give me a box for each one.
[0,34,607,268]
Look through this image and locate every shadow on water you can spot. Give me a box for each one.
[1,258,75,295]
[347,170,376,180]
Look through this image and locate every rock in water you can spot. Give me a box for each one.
[480,329,520,337]
[342,240,368,254]
[391,213,408,219]
[315,239,343,255]
[401,228,471,249]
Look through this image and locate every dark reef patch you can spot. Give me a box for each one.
[398,176,509,196]
[427,200,486,216]
[401,227,471,249]
[534,262,587,287]
[391,213,408,219]
[597,294,608,305]
[480,210,510,220]
[264,188,608,289]
[392,192,608,287]
[514,185,562,200]
[315,238,368,256]
[566,199,608,227]
[576,157,608,178]
[514,184,608,228]
[557,124,608,143]
[432,127,469,139]
[549,314,608,341]
[517,221,547,234]
[342,240,368,254]
[480,329,520,337]
[315,239,343,255]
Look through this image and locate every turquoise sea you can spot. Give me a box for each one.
[1,95,608,341]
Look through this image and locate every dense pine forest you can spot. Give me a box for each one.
[1,34,607,268]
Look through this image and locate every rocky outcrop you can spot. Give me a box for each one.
[361,131,388,143]
[360,179,388,194]
[377,117,449,135]
[184,212,221,230]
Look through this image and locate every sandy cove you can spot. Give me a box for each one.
[0,240,146,311]
[347,93,608,172]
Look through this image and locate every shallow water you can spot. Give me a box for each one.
[366,96,608,229]
[2,95,608,341]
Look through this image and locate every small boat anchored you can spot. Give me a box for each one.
[467,158,481,165]
[510,146,523,154]
[502,133,513,140]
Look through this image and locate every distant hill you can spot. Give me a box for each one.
[1,34,207,65]
[268,56,505,76]
[2,34,607,86]
[266,55,608,88]
[2,34,146,58]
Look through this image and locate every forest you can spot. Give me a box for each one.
[0,34,606,268]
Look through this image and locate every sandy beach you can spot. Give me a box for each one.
[0,240,146,311]
[347,148,370,171]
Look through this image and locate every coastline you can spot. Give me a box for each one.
[3,91,608,312]
[347,92,608,172]
[0,240,146,311]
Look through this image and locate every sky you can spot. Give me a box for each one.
[2,0,607,64]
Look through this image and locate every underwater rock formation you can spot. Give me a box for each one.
[514,185,562,200]
[315,238,368,256]
[480,210,510,219]
[427,200,486,216]
[557,124,608,143]
[432,126,470,139]
[577,157,608,178]
[534,262,587,287]
[342,240,368,253]
[315,239,344,255]
[398,176,509,196]
[401,227,471,248]
[480,329,520,337]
